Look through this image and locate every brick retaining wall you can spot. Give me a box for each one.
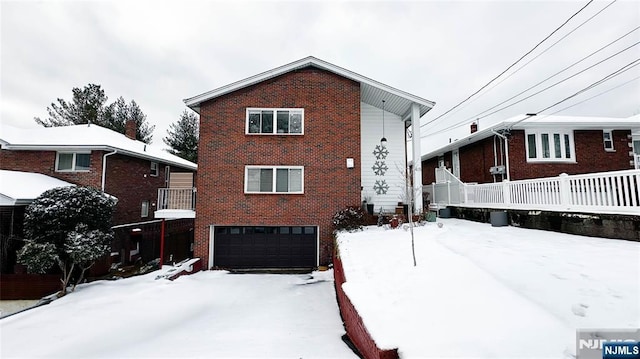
[333,252,398,359]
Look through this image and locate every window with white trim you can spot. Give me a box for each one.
[246,108,303,134]
[56,152,91,172]
[150,162,159,176]
[525,130,575,162]
[245,166,304,194]
[603,130,614,151]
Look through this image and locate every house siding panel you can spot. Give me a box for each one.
[195,67,361,267]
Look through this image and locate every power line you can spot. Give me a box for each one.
[421,0,594,128]
[428,27,639,136]
[422,59,640,138]
[473,42,638,120]
[544,75,640,116]
[438,0,618,122]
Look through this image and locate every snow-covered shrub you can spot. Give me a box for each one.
[332,206,366,232]
[18,186,116,296]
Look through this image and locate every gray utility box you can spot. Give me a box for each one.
[490,211,508,227]
[439,208,451,218]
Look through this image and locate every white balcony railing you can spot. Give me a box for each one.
[157,188,196,211]
[431,168,640,216]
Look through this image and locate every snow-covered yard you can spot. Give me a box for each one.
[1,270,356,358]
[337,218,640,358]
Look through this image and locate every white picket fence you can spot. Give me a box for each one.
[431,168,640,216]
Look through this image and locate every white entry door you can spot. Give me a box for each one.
[633,139,640,169]
[452,149,460,178]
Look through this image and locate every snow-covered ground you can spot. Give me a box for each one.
[1,270,356,358]
[337,218,640,358]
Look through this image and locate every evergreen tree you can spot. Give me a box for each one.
[163,110,199,163]
[17,186,116,297]
[34,84,154,143]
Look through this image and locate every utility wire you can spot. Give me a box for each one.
[545,76,640,116]
[439,0,618,122]
[421,0,594,128]
[425,27,640,137]
[468,25,637,122]
[422,59,640,139]
[507,58,640,128]
[472,42,638,120]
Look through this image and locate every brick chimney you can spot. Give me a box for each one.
[125,119,136,140]
[470,121,478,134]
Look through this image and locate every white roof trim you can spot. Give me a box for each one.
[184,56,435,117]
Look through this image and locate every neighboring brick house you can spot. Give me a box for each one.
[421,114,640,186]
[0,123,197,280]
[1,122,197,224]
[184,56,434,269]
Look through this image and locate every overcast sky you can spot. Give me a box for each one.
[1,0,639,152]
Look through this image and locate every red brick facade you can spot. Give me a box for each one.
[194,67,362,267]
[422,129,634,184]
[0,149,182,225]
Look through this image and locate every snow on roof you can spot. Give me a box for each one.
[421,114,640,160]
[0,170,75,205]
[0,124,197,170]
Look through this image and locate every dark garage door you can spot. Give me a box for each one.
[213,226,317,269]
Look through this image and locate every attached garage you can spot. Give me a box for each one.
[211,225,318,269]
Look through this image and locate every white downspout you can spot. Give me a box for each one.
[102,150,117,191]
[491,130,510,181]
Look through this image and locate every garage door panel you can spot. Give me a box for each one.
[213,226,317,269]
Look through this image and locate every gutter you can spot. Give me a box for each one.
[102,150,118,191]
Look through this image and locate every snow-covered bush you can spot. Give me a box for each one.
[332,206,366,232]
[17,186,116,296]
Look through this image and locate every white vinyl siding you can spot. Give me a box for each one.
[246,108,304,135]
[56,152,91,172]
[245,166,304,194]
[525,129,575,162]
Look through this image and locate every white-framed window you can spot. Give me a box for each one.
[150,162,159,176]
[246,108,304,135]
[56,152,91,172]
[141,200,149,218]
[603,130,614,151]
[525,129,575,162]
[244,166,304,194]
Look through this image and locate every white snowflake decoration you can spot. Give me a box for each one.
[372,161,388,176]
[373,145,389,160]
[373,180,389,195]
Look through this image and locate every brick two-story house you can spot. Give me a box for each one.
[184,56,434,269]
[0,122,197,279]
[421,114,640,185]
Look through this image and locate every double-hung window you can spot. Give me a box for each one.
[603,130,614,151]
[525,129,575,162]
[56,152,91,172]
[246,108,303,134]
[245,166,304,194]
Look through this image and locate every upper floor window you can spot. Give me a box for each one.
[246,108,303,135]
[150,162,159,176]
[141,200,149,218]
[603,130,614,151]
[245,166,304,194]
[525,130,575,162]
[56,152,90,172]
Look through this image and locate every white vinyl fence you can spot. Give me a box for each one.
[431,168,640,216]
